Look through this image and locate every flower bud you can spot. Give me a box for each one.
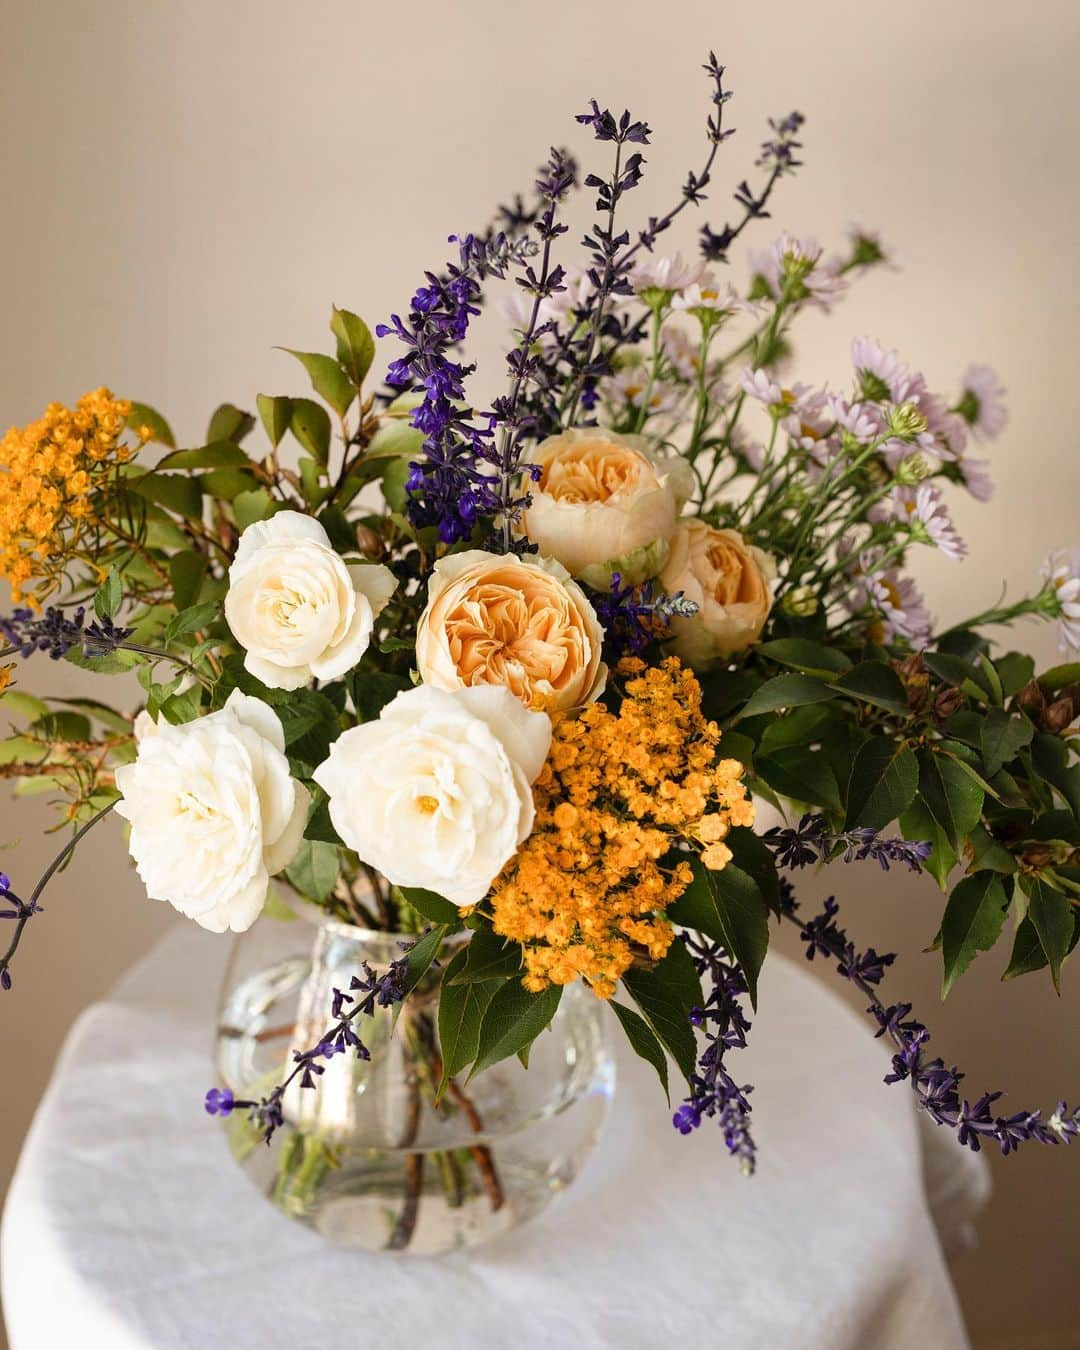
[780,585,819,618]
[893,453,932,486]
[887,402,928,442]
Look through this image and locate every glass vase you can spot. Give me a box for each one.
[213,904,615,1255]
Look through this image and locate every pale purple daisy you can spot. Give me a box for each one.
[847,549,933,647]
[851,338,920,404]
[632,251,709,294]
[959,364,1008,441]
[739,366,784,406]
[958,455,994,502]
[1041,548,1080,653]
[892,484,967,560]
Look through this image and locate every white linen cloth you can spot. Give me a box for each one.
[2,925,988,1350]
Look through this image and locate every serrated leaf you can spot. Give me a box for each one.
[282,349,355,418]
[734,673,836,722]
[448,930,524,983]
[284,839,341,905]
[667,857,767,1008]
[900,798,955,890]
[980,708,1034,777]
[165,602,219,642]
[1026,876,1073,993]
[331,306,376,387]
[256,394,293,449]
[610,1000,669,1102]
[941,872,1009,996]
[471,981,562,1077]
[402,924,451,995]
[832,661,910,713]
[918,749,985,853]
[620,942,702,1082]
[844,739,919,831]
[289,398,332,465]
[437,948,504,1086]
[756,746,842,813]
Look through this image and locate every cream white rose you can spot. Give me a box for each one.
[225,511,396,691]
[114,691,309,933]
[415,549,606,712]
[521,428,694,589]
[313,684,551,907]
[659,521,777,667]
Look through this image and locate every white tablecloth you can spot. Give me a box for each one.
[2,926,988,1350]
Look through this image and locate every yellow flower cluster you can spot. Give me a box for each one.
[490,656,754,998]
[0,389,145,604]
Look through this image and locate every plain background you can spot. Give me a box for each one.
[1,2,1078,1346]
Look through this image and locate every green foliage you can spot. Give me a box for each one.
[470,981,562,1077]
[289,398,332,464]
[437,947,504,1088]
[256,394,293,448]
[610,1001,670,1100]
[282,349,355,418]
[126,401,175,447]
[285,839,342,905]
[940,872,1010,996]
[620,940,703,1083]
[845,740,918,831]
[330,306,376,387]
[668,856,769,1007]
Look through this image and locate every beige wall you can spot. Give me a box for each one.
[1,1,1078,1346]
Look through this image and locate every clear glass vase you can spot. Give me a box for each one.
[214,904,615,1255]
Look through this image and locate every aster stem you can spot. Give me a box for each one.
[0,801,116,991]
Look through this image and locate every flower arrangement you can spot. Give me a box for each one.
[4,53,1080,1229]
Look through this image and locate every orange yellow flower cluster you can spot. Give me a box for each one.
[490,656,754,998]
[0,389,146,605]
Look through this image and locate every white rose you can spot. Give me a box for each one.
[114,691,309,933]
[520,428,694,588]
[224,511,396,691]
[313,684,551,907]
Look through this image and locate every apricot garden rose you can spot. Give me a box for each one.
[415,549,606,711]
[659,521,776,666]
[519,428,694,588]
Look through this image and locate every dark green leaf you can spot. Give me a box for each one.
[330,306,376,387]
[924,651,990,701]
[832,661,910,713]
[610,1001,669,1101]
[282,349,355,418]
[940,872,1009,996]
[399,886,460,926]
[165,602,218,642]
[1027,876,1073,993]
[471,981,562,1077]
[169,552,208,611]
[256,394,293,449]
[302,794,345,846]
[1032,733,1080,819]
[437,948,503,1085]
[620,944,701,1083]
[734,673,836,722]
[1004,916,1047,981]
[32,711,91,743]
[980,708,1034,777]
[365,420,425,459]
[158,441,253,471]
[726,827,781,915]
[448,930,525,983]
[996,652,1036,698]
[129,472,203,521]
[402,924,451,995]
[1039,662,1080,693]
[350,670,411,722]
[668,857,768,1008]
[844,740,919,831]
[233,488,276,527]
[126,401,175,448]
[756,638,852,678]
[289,398,332,464]
[757,704,837,755]
[967,823,1017,874]
[756,747,842,813]
[900,798,956,890]
[918,749,985,853]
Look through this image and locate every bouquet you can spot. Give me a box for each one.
[3,55,1079,1236]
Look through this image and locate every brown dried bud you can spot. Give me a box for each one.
[1014,679,1080,734]
[893,653,931,712]
[354,523,384,559]
[933,686,968,721]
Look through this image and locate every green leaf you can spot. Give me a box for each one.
[330,307,376,387]
[302,794,345,846]
[1038,662,1080,693]
[756,638,852,678]
[1004,916,1048,981]
[282,349,355,418]
[157,441,252,470]
[289,398,333,464]
[733,673,836,722]
[200,467,261,501]
[93,569,123,621]
[349,670,411,722]
[365,420,426,460]
[399,886,460,926]
[1031,733,1080,819]
[1026,876,1074,993]
[402,924,451,995]
[165,602,218,642]
[448,930,524,983]
[620,941,702,1082]
[980,708,1033,777]
[844,740,919,831]
[757,704,836,755]
[233,488,276,528]
[996,652,1036,698]
[924,651,990,701]
[126,401,175,448]
[0,690,50,722]
[169,551,208,611]
[918,749,985,853]
[129,472,203,521]
[284,839,341,904]
[967,823,1017,875]
[832,661,910,714]
[726,827,781,915]
[756,746,842,813]
[31,711,91,743]
[940,872,1010,996]
[256,394,293,449]
[900,798,956,890]
[471,981,562,1077]
[610,1001,669,1102]
[381,456,413,513]
[437,948,503,1085]
[206,404,255,444]
[668,857,768,1008]
[274,689,341,766]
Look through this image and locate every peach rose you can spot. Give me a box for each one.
[415,549,606,712]
[520,428,693,588]
[659,521,776,667]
